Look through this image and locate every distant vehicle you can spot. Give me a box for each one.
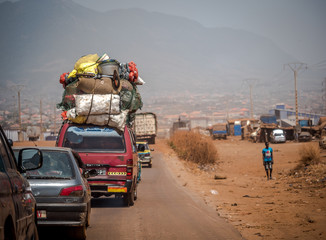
[45,135,57,141]
[26,126,41,141]
[137,141,154,168]
[134,112,157,144]
[56,123,139,207]
[211,123,228,140]
[298,132,312,142]
[13,146,96,240]
[0,124,43,240]
[270,129,286,143]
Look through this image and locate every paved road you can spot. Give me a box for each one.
[39,151,243,240]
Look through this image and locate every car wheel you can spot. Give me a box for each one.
[123,185,135,207]
[86,204,91,227]
[4,219,16,240]
[27,222,39,240]
[134,184,138,201]
[74,225,87,240]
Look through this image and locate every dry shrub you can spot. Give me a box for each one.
[296,143,321,170]
[168,131,218,165]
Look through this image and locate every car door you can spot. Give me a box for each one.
[0,149,15,240]
[0,131,27,238]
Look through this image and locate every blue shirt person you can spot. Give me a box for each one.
[262,142,273,180]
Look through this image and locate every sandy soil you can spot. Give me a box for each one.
[154,137,326,240]
[14,139,326,240]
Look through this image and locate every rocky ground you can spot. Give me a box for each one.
[154,137,326,240]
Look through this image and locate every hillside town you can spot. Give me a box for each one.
[1,85,325,141]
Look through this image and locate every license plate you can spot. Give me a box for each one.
[107,187,127,193]
[97,169,106,175]
[37,210,46,219]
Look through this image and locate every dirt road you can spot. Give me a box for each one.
[14,139,325,240]
[156,137,326,240]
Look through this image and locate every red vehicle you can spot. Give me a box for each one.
[56,122,139,206]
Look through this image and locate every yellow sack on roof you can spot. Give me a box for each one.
[68,54,100,79]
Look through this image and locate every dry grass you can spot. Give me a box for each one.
[295,142,321,170]
[168,131,218,165]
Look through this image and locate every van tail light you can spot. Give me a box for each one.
[126,159,133,179]
[60,185,83,197]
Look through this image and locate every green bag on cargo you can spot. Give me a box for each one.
[120,84,143,112]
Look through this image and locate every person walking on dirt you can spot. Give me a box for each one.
[262,142,273,180]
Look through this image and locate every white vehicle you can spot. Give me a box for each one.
[270,129,286,143]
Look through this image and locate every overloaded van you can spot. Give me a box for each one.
[270,129,286,143]
[56,122,139,206]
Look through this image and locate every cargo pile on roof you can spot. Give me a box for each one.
[57,53,144,131]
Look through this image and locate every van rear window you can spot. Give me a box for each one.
[63,126,125,152]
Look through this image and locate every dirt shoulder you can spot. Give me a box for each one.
[154,137,326,240]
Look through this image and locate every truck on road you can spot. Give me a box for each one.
[211,123,228,140]
[26,126,41,141]
[134,112,157,144]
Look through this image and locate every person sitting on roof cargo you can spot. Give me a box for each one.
[262,142,273,180]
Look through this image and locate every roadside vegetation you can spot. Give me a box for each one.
[296,142,321,170]
[290,142,326,187]
[168,131,218,165]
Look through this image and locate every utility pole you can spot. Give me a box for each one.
[11,84,25,141]
[284,63,307,125]
[323,78,326,115]
[284,62,307,141]
[53,104,56,135]
[244,79,258,119]
[40,99,43,141]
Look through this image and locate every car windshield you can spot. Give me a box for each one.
[14,150,74,179]
[137,143,149,151]
[63,126,125,152]
[274,133,284,136]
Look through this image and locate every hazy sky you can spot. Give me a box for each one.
[69,0,326,64]
[1,0,325,64]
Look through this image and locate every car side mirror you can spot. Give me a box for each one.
[8,139,13,146]
[18,148,43,173]
[150,149,154,151]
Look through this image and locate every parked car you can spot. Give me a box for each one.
[270,129,286,143]
[13,147,96,240]
[136,141,154,168]
[56,123,139,206]
[0,124,43,240]
[298,132,312,142]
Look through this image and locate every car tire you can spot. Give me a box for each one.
[86,204,91,227]
[4,219,16,240]
[134,184,138,201]
[149,163,152,168]
[26,222,39,240]
[74,225,87,240]
[123,185,135,207]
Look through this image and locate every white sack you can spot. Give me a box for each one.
[75,94,120,115]
[67,108,128,132]
[85,110,128,131]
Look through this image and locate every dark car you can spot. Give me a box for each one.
[0,125,42,240]
[298,132,312,142]
[13,147,95,240]
[56,123,139,207]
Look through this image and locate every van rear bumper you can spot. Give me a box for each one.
[89,180,132,196]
